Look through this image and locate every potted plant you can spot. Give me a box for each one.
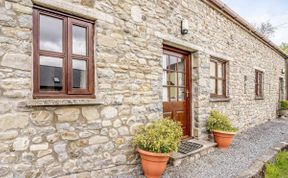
[278,100,288,117]
[207,110,238,149]
[132,119,182,178]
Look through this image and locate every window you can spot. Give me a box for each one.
[255,70,264,99]
[33,7,94,98]
[210,58,227,98]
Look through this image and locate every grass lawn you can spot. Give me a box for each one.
[265,151,288,178]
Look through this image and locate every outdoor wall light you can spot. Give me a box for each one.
[181,19,189,35]
[281,69,285,74]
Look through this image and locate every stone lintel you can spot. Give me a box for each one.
[32,0,114,23]
[155,32,234,61]
[25,99,104,107]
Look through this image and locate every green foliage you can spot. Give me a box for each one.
[280,43,288,55]
[280,100,288,109]
[132,119,183,153]
[265,151,288,178]
[207,110,238,132]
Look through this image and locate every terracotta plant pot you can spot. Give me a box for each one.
[138,148,171,178]
[213,130,236,149]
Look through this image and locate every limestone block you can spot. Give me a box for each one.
[46,133,60,143]
[30,111,54,126]
[118,126,129,136]
[0,113,28,131]
[131,6,142,23]
[89,136,109,144]
[13,137,30,151]
[101,106,118,119]
[55,108,80,122]
[113,119,122,128]
[30,143,49,151]
[102,120,112,127]
[36,155,54,167]
[82,107,99,123]
[18,15,32,28]
[97,35,117,48]
[61,131,79,140]
[0,130,18,140]
[0,78,30,90]
[1,53,31,71]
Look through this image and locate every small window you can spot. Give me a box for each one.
[33,7,94,98]
[210,58,227,98]
[255,70,264,99]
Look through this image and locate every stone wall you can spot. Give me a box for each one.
[0,0,286,177]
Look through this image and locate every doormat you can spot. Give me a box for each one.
[178,141,203,154]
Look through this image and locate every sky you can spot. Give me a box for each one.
[221,0,288,45]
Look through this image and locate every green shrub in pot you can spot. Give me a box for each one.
[132,118,183,153]
[280,100,288,109]
[207,110,237,149]
[207,110,238,132]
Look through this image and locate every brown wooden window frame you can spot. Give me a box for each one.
[255,70,264,99]
[33,6,95,99]
[210,58,227,98]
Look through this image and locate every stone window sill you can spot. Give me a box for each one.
[255,97,264,100]
[25,99,104,107]
[209,97,231,102]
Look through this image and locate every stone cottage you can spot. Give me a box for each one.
[0,0,287,177]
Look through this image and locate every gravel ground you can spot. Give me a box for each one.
[163,119,288,178]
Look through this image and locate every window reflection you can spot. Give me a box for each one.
[72,25,87,55]
[40,56,63,91]
[72,59,87,89]
[40,15,63,52]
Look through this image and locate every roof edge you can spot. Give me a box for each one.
[203,0,288,59]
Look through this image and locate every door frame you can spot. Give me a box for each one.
[163,45,192,138]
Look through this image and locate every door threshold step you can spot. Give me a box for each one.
[169,139,216,167]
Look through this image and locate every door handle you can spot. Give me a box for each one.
[186,90,190,98]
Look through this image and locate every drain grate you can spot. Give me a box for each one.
[178,141,203,154]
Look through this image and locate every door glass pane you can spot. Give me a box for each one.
[178,58,185,72]
[72,25,87,55]
[169,56,178,71]
[218,80,223,95]
[178,72,185,87]
[40,15,63,52]
[40,56,63,91]
[210,61,216,77]
[162,71,167,85]
[178,87,185,101]
[168,71,177,86]
[162,87,168,102]
[170,87,177,101]
[72,59,87,89]
[218,63,223,78]
[210,79,216,94]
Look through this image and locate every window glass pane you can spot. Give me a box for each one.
[170,87,177,101]
[178,72,185,87]
[168,71,177,86]
[40,56,63,91]
[210,61,216,77]
[210,79,216,94]
[72,25,87,55]
[40,15,63,52]
[72,59,87,89]
[169,56,178,71]
[178,58,185,72]
[162,71,167,86]
[218,80,223,95]
[218,63,223,78]
[178,87,185,101]
[163,87,168,102]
